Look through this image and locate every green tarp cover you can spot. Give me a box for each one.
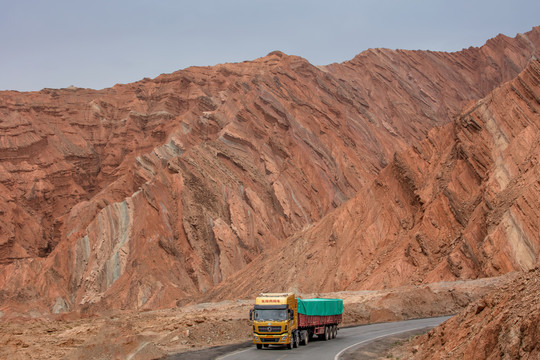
[297,298,343,316]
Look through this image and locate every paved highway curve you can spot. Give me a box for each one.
[217,316,452,360]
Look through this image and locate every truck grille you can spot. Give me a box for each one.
[261,338,278,343]
[258,326,281,332]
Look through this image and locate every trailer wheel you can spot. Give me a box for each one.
[333,325,338,338]
[301,330,308,345]
[324,326,329,341]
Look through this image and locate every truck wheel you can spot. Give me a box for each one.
[301,330,308,345]
[293,331,299,348]
[287,340,293,349]
[331,325,336,339]
[324,326,329,341]
[333,325,337,339]
[256,344,262,349]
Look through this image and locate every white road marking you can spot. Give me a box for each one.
[333,326,425,360]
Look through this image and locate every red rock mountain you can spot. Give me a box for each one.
[209,58,540,299]
[0,27,539,314]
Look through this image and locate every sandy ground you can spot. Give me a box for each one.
[0,275,510,360]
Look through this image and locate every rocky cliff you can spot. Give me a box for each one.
[0,27,539,314]
[398,267,539,359]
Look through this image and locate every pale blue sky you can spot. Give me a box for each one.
[1,0,539,91]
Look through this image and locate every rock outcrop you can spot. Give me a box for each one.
[0,27,539,313]
[399,267,539,359]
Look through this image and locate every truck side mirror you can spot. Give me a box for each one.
[249,309,253,321]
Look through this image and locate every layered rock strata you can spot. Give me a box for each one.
[209,59,540,299]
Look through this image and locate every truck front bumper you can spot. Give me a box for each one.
[253,333,289,345]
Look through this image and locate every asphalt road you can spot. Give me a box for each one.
[216,316,452,360]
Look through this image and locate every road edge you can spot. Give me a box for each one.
[335,327,434,360]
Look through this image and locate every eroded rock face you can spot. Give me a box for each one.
[402,267,540,359]
[0,27,539,313]
[208,59,540,299]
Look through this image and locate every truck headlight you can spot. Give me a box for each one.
[253,335,258,340]
[280,334,288,341]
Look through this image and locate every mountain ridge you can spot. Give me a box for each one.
[205,58,540,301]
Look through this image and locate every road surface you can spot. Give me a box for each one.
[217,316,451,360]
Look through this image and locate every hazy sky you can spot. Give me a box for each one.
[1,0,539,91]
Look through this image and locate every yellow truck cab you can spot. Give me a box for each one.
[250,293,297,349]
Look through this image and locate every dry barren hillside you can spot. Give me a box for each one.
[208,58,540,299]
[393,267,539,359]
[0,27,539,315]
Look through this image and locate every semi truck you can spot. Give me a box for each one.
[249,293,343,349]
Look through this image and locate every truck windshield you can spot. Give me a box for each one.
[254,309,287,321]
